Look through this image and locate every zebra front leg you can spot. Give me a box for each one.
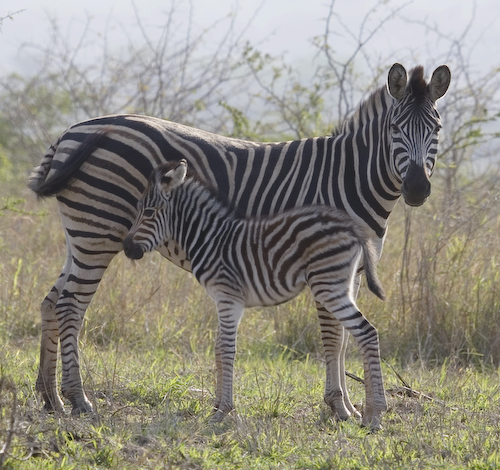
[316,302,358,421]
[210,299,244,423]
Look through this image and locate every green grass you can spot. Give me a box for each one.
[1,341,500,469]
[2,175,500,468]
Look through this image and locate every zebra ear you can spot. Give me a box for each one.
[428,65,451,102]
[387,63,408,100]
[160,160,187,192]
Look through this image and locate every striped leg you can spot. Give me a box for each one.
[351,318,385,430]
[337,274,364,418]
[210,298,244,423]
[313,291,386,430]
[36,241,73,413]
[331,306,385,430]
[316,302,360,420]
[56,249,116,414]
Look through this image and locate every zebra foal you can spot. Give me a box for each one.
[123,160,386,430]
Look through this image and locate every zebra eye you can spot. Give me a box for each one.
[391,124,400,133]
[143,208,156,217]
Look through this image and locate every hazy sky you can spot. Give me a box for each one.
[2,0,500,77]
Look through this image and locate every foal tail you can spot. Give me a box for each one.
[361,238,386,301]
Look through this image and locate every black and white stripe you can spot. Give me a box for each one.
[123,159,386,429]
[29,63,450,418]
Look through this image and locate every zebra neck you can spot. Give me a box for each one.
[331,88,401,236]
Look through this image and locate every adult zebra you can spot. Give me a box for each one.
[123,159,386,429]
[29,63,450,419]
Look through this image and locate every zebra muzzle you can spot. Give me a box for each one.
[123,235,145,260]
[401,161,431,207]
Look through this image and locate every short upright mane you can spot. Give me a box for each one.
[332,65,429,136]
[334,82,389,136]
[408,65,427,102]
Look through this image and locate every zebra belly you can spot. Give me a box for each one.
[242,280,307,308]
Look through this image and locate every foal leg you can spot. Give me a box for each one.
[210,299,244,423]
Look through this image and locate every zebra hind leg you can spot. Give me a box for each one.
[329,306,386,431]
[316,302,360,421]
[57,253,116,415]
[337,324,362,419]
[36,245,73,413]
[36,286,66,413]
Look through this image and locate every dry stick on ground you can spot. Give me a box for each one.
[349,362,492,417]
[0,377,18,468]
[346,362,444,405]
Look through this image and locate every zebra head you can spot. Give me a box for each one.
[123,160,188,260]
[386,63,451,206]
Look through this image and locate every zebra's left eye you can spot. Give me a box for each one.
[143,208,156,217]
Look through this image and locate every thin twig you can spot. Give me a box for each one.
[345,371,364,384]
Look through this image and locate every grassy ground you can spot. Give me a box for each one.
[2,179,500,469]
[1,340,500,469]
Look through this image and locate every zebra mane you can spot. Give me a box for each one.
[407,65,427,102]
[334,84,391,136]
[333,65,429,136]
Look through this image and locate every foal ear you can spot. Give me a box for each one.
[387,63,408,100]
[160,160,188,192]
[428,65,451,102]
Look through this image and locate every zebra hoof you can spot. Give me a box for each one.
[361,416,383,432]
[70,400,94,416]
[209,408,228,424]
[42,399,65,414]
[39,391,65,414]
[209,406,239,424]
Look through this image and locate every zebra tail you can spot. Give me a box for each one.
[28,130,108,199]
[361,238,386,301]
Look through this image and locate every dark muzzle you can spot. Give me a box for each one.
[123,235,145,260]
[401,161,431,207]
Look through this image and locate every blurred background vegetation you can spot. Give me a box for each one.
[1,0,500,371]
